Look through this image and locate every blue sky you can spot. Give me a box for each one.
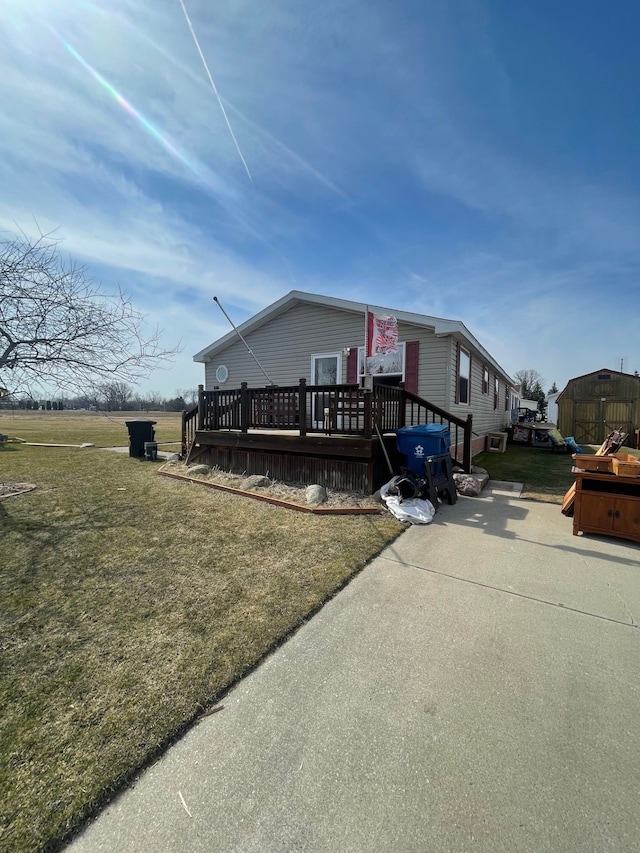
[2,0,639,398]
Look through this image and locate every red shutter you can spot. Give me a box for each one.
[347,348,358,384]
[405,341,419,394]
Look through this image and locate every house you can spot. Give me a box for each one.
[557,368,640,446]
[193,290,515,458]
[546,391,560,425]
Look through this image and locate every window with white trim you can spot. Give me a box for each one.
[358,343,405,381]
[458,347,470,405]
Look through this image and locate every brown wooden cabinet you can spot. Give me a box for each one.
[573,471,640,543]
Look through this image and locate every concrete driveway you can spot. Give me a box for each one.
[67,484,640,853]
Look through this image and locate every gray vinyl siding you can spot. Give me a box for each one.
[446,337,511,434]
[413,329,448,408]
[204,302,365,389]
[204,302,449,402]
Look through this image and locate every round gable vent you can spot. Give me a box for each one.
[215,365,229,384]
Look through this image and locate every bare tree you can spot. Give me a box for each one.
[514,369,546,400]
[0,230,180,395]
[99,381,134,411]
[177,387,198,407]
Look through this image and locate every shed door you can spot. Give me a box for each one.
[573,401,600,444]
[573,400,632,445]
[602,400,633,437]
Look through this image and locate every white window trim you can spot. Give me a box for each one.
[458,347,471,406]
[310,351,342,385]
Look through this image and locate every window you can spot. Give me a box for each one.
[312,353,340,385]
[358,343,405,381]
[458,347,470,405]
[482,365,489,395]
[494,376,499,410]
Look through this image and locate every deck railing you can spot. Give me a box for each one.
[185,380,473,470]
[182,404,198,458]
[400,388,473,472]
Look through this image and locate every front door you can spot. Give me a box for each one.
[311,353,341,427]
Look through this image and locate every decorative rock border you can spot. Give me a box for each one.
[157,468,381,515]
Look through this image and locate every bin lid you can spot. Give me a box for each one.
[125,419,157,425]
[396,423,450,436]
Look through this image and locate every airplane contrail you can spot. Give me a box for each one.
[177,0,252,181]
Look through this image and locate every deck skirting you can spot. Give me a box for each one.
[189,430,401,493]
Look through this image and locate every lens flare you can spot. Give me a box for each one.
[62,38,203,180]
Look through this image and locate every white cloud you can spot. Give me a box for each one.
[1,0,638,397]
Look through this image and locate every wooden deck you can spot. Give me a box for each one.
[182,381,473,493]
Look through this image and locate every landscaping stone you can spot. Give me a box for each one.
[306,484,327,505]
[188,464,211,476]
[471,465,488,476]
[453,472,488,496]
[165,453,181,462]
[240,474,272,490]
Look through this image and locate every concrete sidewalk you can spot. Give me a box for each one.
[67,486,640,853]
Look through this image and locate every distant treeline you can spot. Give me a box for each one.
[0,383,198,413]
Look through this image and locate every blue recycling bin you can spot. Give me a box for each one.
[396,424,451,476]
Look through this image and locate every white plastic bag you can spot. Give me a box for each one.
[380,477,435,524]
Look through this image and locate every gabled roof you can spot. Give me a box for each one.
[194,290,514,384]
[557,368,640,401]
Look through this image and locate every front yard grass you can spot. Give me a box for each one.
[473,443,578,503]
[0,434,402,852]
[473,441,640,503]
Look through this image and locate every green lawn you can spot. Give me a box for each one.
[473,441,640,503]
[3,414,636,851]
[0,408,181,449]
[0,413,402,852]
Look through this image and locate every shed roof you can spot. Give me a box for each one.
[557,368,640,401]
[194,290,514,384]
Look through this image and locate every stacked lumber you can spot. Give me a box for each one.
[561,431,628,517]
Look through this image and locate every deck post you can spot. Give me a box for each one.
[463,414,473,472]
[298,378,307,437]
[211,389,219,430]
[197,384,205,430]
[363,389,373,439]
[240,382,250,433]
[398,383,407,429]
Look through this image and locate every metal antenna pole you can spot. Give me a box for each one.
[213,296,274,385]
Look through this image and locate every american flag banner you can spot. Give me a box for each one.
[367,312,398,357]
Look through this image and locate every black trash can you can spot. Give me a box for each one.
[125,419,157,459]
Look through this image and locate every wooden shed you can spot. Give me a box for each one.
[557,368,640,446]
